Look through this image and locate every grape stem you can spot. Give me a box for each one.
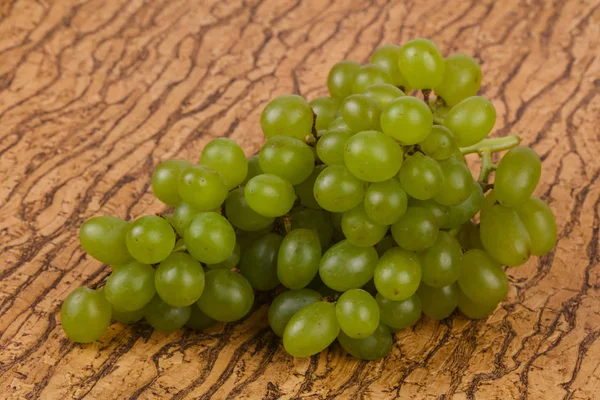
[477,150,497,183]
[432,115,444,125]
[459,135,521,155]
[172,241,187,252]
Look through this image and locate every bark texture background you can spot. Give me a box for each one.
[0,0,599,399]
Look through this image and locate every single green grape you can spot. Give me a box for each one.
[494,146,541,207]
[370,45,411,89]
[418,125,457,160]
[337,323,393,361]
[184,212,236,264]
[61,287,112,343]
[240,233,283,291]
[268,288,322,337]
[344,130,403,182]
[374,247,421,301]
[155,252,205,307]
[341,203,388,247]
[277,229,321,289]
[364,179,408,225]
[313,165,366,212]
[126,215,175,264]
[340,94,382,132]
[398,153,443,200]
[327,60,361,99]
[375,235,397,257]
[362,83,405,107]
[434,54,482,106]
[242,154,263,185]
[419,231,463,288]
[398,38,445,89]
[328,116,352,131]
[260,94,313,140]
[351,64,393,94]
[316,129,354,166]
[442,180,484,229]
[225,187,274,231]
[290,207,334,249]
[515,196,557,256]
[319,240,378,291]
[197,269,254,322]
[408,198,450,228]
[244,174,296,217]
[79,216,132,265]
[381,96,433,145]
[417,282,459,320]
[112,307,145,325]
[177,165,228,211]
[104,260,155,311]
[295,165,327,210]
[206,242,241,270]
[376,293,421,332]
[259,135,315,185]
[283,301,340,357]
[458,249,508,306]
[167,202,201,237]
[335,289,379,338]
[456,221,484,251]
[152,159,193,206]
[186,304,217,331]
[443,96,496,147]
[144,295,191,332]
[433,157,473,206]
[310,96,341,131]
[457,290,498,319]
[200,138,248,189]
[391,207,439,251]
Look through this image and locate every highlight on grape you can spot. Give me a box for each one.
[62,38,557,360]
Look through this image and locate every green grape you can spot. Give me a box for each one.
[178,165,228,211]
[457,221,484,251]
[340,94,382,132]
[104,260,155,311]
[240,233,282,291]
[327,60,361,99]
[370,45,410,89]
[155,252,205,307]
[295,164,327,209]
[457,290,498,319]
[242,154,263,185]
[375,235,397,256]
[79,216,132,265]
[494,146,542,207]
[112,307,145,325]
[283,301,340,357]
[310,96,341,131]
[458,249,508,306]
[417,282,459,320]
[207,242,241,270]
[418,125,457,160]
[338,323,393,361]
[185,212,236,264]
[434,54,482,106]
[374,247,421,301]
[328,116,352,131]
[144,295,191,332]
[398,153,443,200]
[391,207,439,251]
[167,202,201,237]
[480,191,531,266]
[515,196,557,256]
[152,159,193,206]
[381,96,433,145]
[433,158,473,206]
[408,198,450,228]
[200,138,248,189]
[268,288,322,337]
[364,179,408,225]
[277,229,321,289]
[344,130,403,182]
[443,96,496,147]
[245,174,296,217]
[376,293,421,332]
[363,83,405,108]
[351,64,393,94]
[398,38,445,89]
[290,207,333,249]
[186,304,217,331]
[316,129,354,166]
[341,203,388,247]
[259,135,315,185]
[126,216,175,264]
[418,231,462,288]
[314,165,366,212]
[225,187,274,231]
[260,94,313,140]
[335,289,379,338]
[197,269,254,322]
[319,240,378,291]
[61,287,111,343]
[442,181,484,229]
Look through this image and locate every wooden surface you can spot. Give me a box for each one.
[0,0,599,399]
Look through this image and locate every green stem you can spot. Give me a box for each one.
[459,135,521,155]
[477,150,497,183]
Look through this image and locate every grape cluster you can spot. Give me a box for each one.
[61,38,557,361]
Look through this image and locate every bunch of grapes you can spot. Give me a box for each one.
[61,38,557,361]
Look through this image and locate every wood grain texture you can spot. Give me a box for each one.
[0,0,599,398]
